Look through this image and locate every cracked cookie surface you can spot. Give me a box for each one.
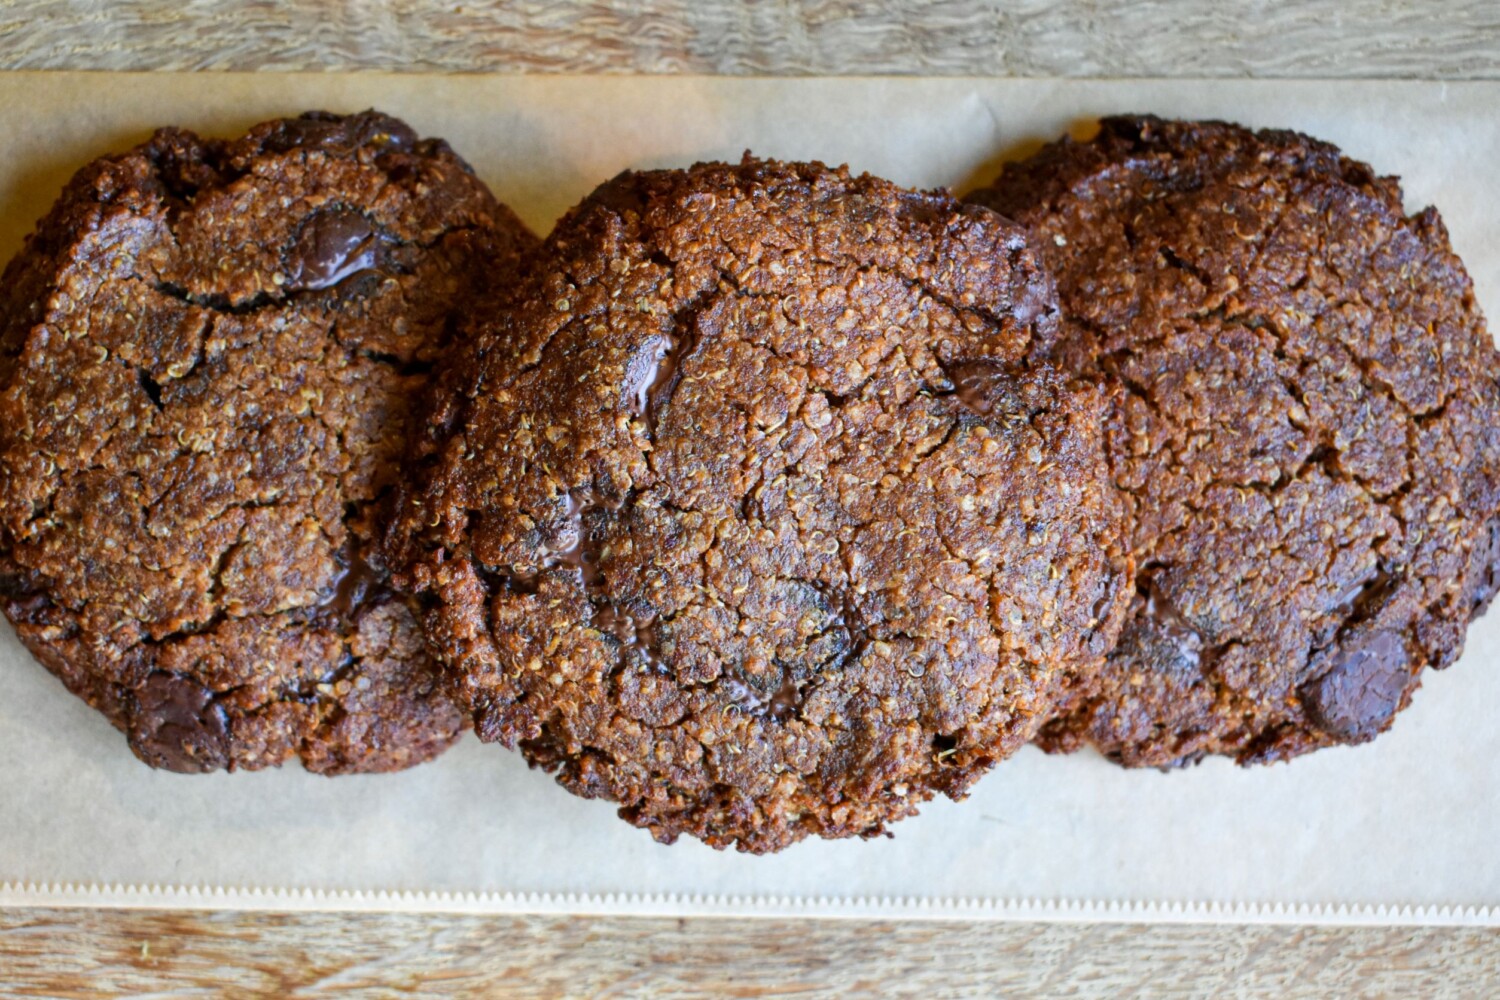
[387,157,1131,852]
[0,111,535,773]
[971,115,1500,766]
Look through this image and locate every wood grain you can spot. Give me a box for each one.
[0,0,1496,77]
[0,908,1495,998]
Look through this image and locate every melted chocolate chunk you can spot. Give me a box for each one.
[724,674,802,722]
[286,210,382,291]
[943,359,1020,415]
[1135,579,1204,673]
[266,111,417,156]
[717,583,851,722]
[766,677,801,722]
[625,335,676,419]
[536,494,598,584]
[127,672,230,773]
[1300,631,1411,741]
[803,582,860,674]
[623,320,701,435]
[321,552,384,621]
[476,564,539,597]
[595,603,664,670]
[941,359,1064,426]
[1333,567,1399,626]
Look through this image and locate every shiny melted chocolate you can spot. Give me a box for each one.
[286,209,383,291]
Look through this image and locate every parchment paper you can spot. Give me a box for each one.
[1,74,1498,922]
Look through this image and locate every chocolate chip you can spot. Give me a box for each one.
[285,209,382,291]
[1300,631,1410,741]
[127,673,230,773]
[623,321,701,437]
[539,493,603,589]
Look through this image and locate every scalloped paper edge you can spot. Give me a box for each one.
[1,882,1495,925]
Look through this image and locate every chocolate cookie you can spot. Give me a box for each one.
[970,116,1500,766]
[387,157,1131,851]
[0,111,535,773]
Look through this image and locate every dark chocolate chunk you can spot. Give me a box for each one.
[265,111,417,157]
[127,673,230,774]
[624,335,676,419]
[1300,632,1411,741]
[321,551,384,621]
[287,209,382,291]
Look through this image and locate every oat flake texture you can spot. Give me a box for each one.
[971,116,1500,767]
[0,111,535,774]
[388,157,1132,852]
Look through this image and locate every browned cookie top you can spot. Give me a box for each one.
[971,116,1500,767]
[0,111,535,774]
[387,157,1131,852]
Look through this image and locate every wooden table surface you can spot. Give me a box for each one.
[3,0,1498,77]
[2,909,1497,998]
[3,2,1499,996]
